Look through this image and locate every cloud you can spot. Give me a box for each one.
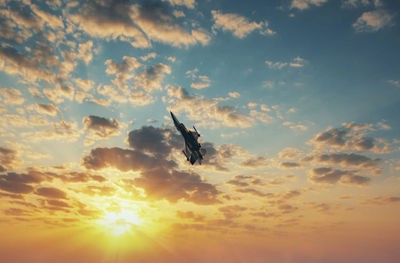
[57,172,106,183]
[105,56,142,90]
[167,86,255,128]
[191,82,210,90]
[104,57,170,105]
[0,44,52,83]
[162,0,195,9]
[70,0,210,48]
[279,147,303,160]
[0,171,45,194]
[211,10,275,38]
[22,120,82,142]
[387,80,400,88]
[309,123,391,153]
[82,125,221,204]
[127,126,173,157]
[176,211,204,221]
[342,0,382,8]
[83,115,120,139]
[290,0,329,10]
[0,146,20,170]
[134,63,171,92]
[265,57,306,70]
[353,10,393,32]
[218,205,247,219]
[140,52,157,61]
[228,92,240,98]
[362,195,400,205]
[304,152,381,168]
[35,187,67,199]
[240,156,268,167]
[308,167,370,186]
[0,87,25,105]
[74,78,94,92]
[35,103,58,116]
[236,187,269,197]
[279,162,302,169]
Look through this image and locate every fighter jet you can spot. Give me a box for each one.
[170,111,206,165]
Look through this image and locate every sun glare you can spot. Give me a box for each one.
[98,209,143,236]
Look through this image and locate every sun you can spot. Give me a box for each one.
[97,209,143,236]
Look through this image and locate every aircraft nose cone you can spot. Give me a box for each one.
[170,111,180,127]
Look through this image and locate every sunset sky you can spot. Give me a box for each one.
[1,0,400,262]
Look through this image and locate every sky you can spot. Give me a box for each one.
[1,0,400,262]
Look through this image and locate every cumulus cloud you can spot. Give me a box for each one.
[70,0,210,48]
[240,156,268,167]
[83,115,120,139]
[211,10,275,38]
[104,56,170,105]
[127,126,173,157]
[279,147,303,160]
[22,120,82,142]
[290,0,329,10]
[82,125,221,204]
[162,0,195,9]
[35,186,67,199]
[342,0,382,8]
[265,57,306,70]
[0,87,25,105]
[0,171,45,194]
[308,167,370,186]
[35,103,58,116]
[304,152,381,168]
[353,10,393,32]
[0,146,20,170]
[280,162,302,169]
[167,86,255,128]
[309,123,391,153]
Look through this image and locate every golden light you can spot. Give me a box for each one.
[97,209,143,236]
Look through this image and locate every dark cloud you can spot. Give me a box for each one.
[201,142,229,171]
[82,147,176,171]
[226,175,265,188]
[83,125,221,204]
[36,103,58,116]
[83,115,120,138]
[310,123,391,153]
[0,171,46,194]
[35,187,67,199]
[3,208,31,216]
[176,211,205,221]
[218,205,247,219]
[313,127,348,146]
[46,199,71,208]
[277,204,298,214]
[308,167,370,186]
[0,44,51,82]
[305,153,381,168]
[134,168,220,204]
[128,126,171,156]
[279,162,301,169]
[0,146,19,170]
[226,179,249,187]
[240,156,268,167]
[362,195,400,205]
[236,187,270,197]
[57,172,106,183]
